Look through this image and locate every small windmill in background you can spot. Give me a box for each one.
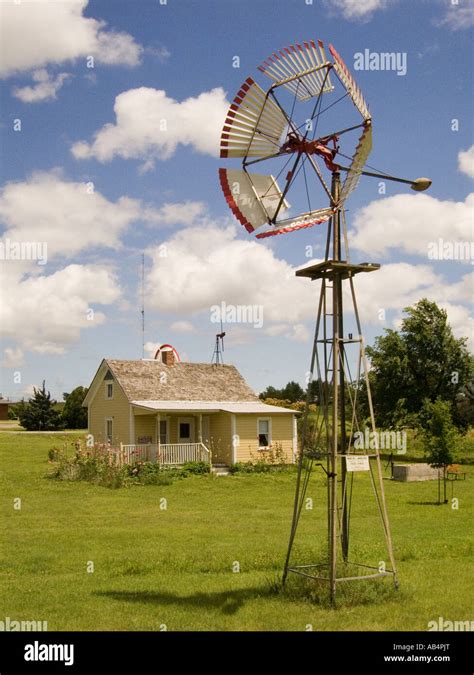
[211,319,226,366]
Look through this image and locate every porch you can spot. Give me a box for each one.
[130,406,233,465]
[110,441,211,467]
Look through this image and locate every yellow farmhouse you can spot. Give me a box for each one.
[83,350,297,466]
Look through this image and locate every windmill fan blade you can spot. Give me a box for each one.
[255,208,333,239]
[328,44,371,121]
[339,123,372,204]
[220,78,288,159]
[219,168,289,233]
[258,40,333,101]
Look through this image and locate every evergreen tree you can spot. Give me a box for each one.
[19,381,62,431]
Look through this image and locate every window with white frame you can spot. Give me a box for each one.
[258,418,271,448]
[105,382,113,399]
[105,418,113,443]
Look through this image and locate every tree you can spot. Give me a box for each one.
[259,385,282,400]
[62,386,88,429]
[281,381,305,402]
[420,398,458,504]
[18,382,63,431]
[259,381,305,402]
[362,299,472,429]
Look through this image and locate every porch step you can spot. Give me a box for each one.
[211,464,231,477]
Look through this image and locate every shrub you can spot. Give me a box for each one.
[48,447,62,462]
[181,461,211,475]
[230,445,295,474]
[47,443,211,488]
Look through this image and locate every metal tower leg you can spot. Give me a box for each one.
[282,172,397,603]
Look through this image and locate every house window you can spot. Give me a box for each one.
[258,418,271,448]
[178,417,194,442]
[105,418,113,443]
[105,383,113,399]
[159,420,168,444]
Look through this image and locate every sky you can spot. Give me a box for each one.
[0,0,473,401]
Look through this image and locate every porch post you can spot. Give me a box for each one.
[129,406,135,444]
[292,414,298,463]
[155,413,160,467]
[231,414,237,464]
[198,414,202,444]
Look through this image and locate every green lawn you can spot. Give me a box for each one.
[1,433,473,631]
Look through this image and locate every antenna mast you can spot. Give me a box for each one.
[141,253,145,359]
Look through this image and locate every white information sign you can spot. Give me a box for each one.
[345,455,370,472]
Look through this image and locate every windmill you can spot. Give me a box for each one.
[218,39,431,603]
[211,320,226,366]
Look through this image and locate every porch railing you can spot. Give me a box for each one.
[111,442,211,467]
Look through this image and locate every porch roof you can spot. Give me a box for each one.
[131,400,297,414]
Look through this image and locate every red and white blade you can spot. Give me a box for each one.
[220,78,288,159]
[255,208,333,238]
[339,123,372,204]
[329,44,371,120]
[258,40,333,101]
[219,168,289,233]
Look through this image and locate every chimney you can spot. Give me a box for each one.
[162,350,175,367]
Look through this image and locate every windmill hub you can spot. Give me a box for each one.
[280,132,341,173]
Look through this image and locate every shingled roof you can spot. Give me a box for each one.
[106,359,259,402]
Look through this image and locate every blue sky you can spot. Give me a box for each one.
[0,0,472,401]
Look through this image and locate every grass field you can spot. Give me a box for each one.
[1,432,473,631]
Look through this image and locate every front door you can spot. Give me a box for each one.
[178,417,194,443]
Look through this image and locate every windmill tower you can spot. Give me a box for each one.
[218,39,431,603]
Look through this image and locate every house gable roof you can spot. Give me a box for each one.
[99,359,259,403]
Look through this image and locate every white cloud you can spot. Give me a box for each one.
[71,87,229,163]
[0,170,142,259]
[170,321,196,333]
[0,264,121,354]
[1,347,25,368]
[0,173,206,259]
[144,342,162,358]
[145,224,319,343]
[12,69,71,103]
[325,0,388,20]
[145,224,316,325]
[350,192,474,259]
[264,323,309,342]
[355,264,473,347]
[144,224,473,348]
[0,171,160,356]
[437,3,474,31]
[143,201,207,227]
[0,0,142,78]
[458,145,474,178]
[0,172,211,354]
